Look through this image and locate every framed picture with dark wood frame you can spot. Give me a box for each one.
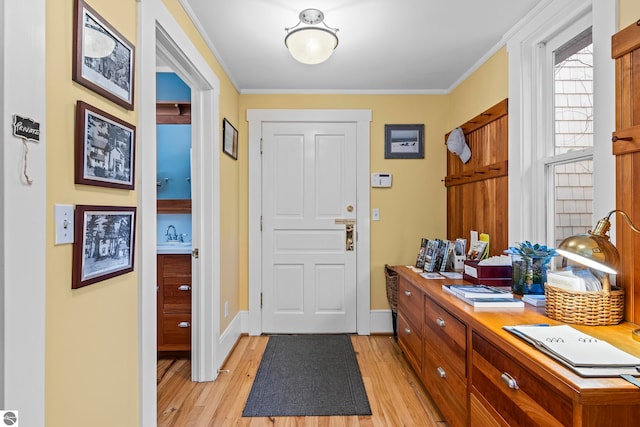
[73,0,135,110]
[384,124,425,159]
[72,205,136,289]
[75,100,136,189]
[223,118,238,160]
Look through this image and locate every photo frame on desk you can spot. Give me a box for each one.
[73,0,135,110]
[223,118,238,160]
[384,124,424,159]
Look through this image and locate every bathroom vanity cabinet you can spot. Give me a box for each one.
[157,254,192,351]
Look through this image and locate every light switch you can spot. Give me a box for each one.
[372,208,380,221]
[55,204,74,245]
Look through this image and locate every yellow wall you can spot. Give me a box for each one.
[238,94,450,309]
[620,0,640,29]
[237,48,508,311]
[448,47,509,129]
[45,1,139,426]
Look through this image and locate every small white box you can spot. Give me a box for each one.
[371,172,392,187]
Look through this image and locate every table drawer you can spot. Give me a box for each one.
[397,312,422,375]
[472,332,571,427]
[398,278,423,329]
[424,295,466,379]
[422,341,467,427]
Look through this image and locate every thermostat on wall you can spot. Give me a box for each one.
[371,172,392,188]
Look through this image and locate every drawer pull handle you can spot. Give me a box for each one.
[178,285,191,291]
[404,327,411,335]
[436,317,446,327]
[404,290,412,297]
[501,372,519,390]
[437,367,446,378]
[178,321,191,328]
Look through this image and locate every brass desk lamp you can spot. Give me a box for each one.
[556,210,640,339]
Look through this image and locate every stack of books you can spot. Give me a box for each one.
[522,294,546,307]
[442,284,524,309]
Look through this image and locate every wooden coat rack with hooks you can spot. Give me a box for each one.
[444,99,509,257]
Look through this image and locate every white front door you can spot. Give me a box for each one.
[261,121,357,333]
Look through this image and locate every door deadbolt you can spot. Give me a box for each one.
[345,224,354,251]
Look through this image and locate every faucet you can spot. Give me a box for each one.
[165,225,178,242]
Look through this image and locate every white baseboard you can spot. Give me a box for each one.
[237,309,394,335]
[369,309,395,334]
[217,312,243,370]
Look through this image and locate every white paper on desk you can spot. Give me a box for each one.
[420,272,445,279]
[507,325,640,367]
[440,271,463,279]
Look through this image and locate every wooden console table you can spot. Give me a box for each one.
[393,265,640,427]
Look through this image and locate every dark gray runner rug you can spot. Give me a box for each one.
[242,334,372,417]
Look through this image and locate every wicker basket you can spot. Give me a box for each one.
[385,264,398,314]
[544,284,624,326]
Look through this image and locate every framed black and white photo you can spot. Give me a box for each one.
[72,205,136,289]
[73,0,135,110]
[75,100,136,189]
[223,118,238,160]
[384,124,425,159]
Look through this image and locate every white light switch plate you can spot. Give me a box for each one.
[372,208,380,221]
[55,204,74,245]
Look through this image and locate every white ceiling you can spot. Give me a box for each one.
[178,0,544,94]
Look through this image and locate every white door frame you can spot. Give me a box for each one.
[0,0,46,424]
[139,1,221,425]
[247,109,372,336]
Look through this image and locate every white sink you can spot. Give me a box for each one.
[157,241,192,254]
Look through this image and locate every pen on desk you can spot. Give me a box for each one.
[514,323,550,327]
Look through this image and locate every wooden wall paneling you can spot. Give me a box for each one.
[615,154,638,322]
[446,185,463,240]
[612,21,640,324]
[634,49,640,125]
[615,54,631,127]
[445,99,509,257]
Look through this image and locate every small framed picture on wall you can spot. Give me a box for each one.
[75,100,136,190]
[384,124,425,159]
[72,205,137,289]
[72,0,135,110]
[223,118,238,160]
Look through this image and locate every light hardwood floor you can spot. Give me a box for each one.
[157,335,449,426]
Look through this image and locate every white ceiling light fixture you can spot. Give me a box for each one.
[284,9,339,65]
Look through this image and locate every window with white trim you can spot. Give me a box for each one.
[508,0,615,259]
[545,28,594,249]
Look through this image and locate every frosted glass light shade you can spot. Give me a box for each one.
[285,28,338,65]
